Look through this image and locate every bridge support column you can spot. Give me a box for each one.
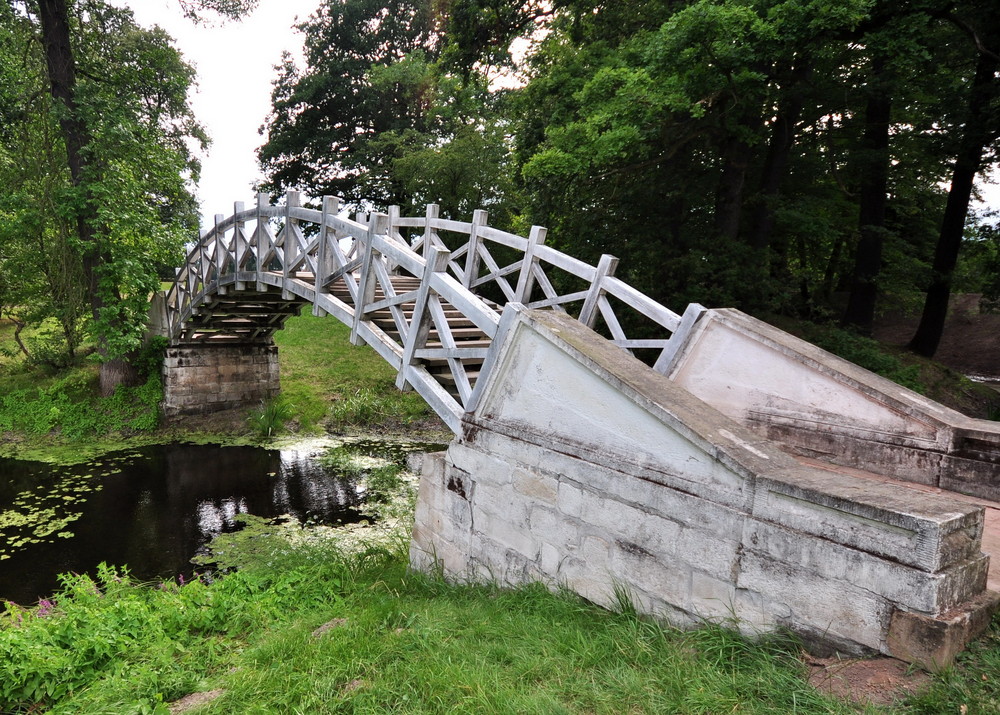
[162,343,280,417]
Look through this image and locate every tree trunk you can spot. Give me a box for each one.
[909,49,999,358]
[37,0,125,394]
[714,135,753,244]
[748,60,812,252]
[843,54,891,336]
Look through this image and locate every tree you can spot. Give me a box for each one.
[909,2,1000,357]
[5,0,205,389]
[257,0,442,208]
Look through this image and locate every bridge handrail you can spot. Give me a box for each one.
[164,191,694,432]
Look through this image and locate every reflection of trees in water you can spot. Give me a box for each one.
[0,443,368,604]
[196,498,248,536]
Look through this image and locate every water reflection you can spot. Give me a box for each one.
[0,443,369,605]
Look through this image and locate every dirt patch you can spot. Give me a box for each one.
[807,655,931,708]
[168,689,226,713]
[875,294,1000,381]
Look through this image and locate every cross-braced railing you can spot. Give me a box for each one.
[163,190,704,433]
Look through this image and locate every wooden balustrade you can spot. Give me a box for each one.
[164,190,690,432]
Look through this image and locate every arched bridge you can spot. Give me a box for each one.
[158,190,1000,668]
[161,190,703,433]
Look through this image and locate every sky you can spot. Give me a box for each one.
[117,1,1000,229]
[115,0,320,229]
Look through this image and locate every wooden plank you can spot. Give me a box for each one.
[579,254,619,328]
[653,303,707,374]
[432,217,473,234]
[597,294,629,343]
[414,347,490,360]
[371,233,423,276]
[429,272,501,336]
[282,190,301,283]
[610,339,671,349]
[314,195,339,316]
[420,203,438,258]
[534,245,597,281]
[525,290,588,310]
[514,225,546,304]
[350,212,387,345]
[602,276,682,331]
[396,246,449,390]
[478,224,529,251]
[462,209,487,290]
[366,289,420,314]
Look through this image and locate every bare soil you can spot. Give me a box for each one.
[806,655,932,708]
[875,294,1000,381]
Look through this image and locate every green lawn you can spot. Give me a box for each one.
[273,308,436,432]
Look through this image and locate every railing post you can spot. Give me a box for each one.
[578,253,619,328]
[282,190,301,298]
[233,201,246,289]
[197,228,210,295]
[213,214,227,293]
[313,195,340,317]
[350,212,388,346]
[462,208,488,290]
[386,205,402,273]
[514,225,547,303]
[397,245,450,391]
[255,192,270,291]
[423,203,439,258]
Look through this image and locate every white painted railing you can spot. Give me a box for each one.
[164,190,701,432]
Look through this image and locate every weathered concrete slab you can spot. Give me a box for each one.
[666,308,1000,500]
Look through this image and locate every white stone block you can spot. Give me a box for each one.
[512,467,558,504]
[736,552,891,651]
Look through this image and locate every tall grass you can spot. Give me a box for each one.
[0,531,870,715]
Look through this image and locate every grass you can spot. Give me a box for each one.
[0,308,440,458]
[273,308,434,433]
[0,525,875,715]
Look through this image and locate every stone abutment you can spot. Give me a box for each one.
[162,343,279,417]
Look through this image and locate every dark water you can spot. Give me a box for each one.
[0,442,389,605]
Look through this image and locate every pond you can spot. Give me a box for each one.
[0,440,439,605]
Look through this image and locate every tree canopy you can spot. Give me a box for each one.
[260,0,1000,357]
[1,0,204,384]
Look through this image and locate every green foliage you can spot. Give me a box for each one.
[0,1,200,367]
[258,0,442,208]
[0,535,864,714]
[795,321,926,394]
[0,370,163,439]
[248,396,293,441]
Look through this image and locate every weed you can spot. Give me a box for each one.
[249,396,293,440]
[0,537,863,715]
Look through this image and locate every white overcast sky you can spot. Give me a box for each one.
[115,0,1000,229]
[114,0,320,228]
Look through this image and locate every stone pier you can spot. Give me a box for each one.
[162,343,280,416]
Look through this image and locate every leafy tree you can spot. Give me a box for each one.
[909,0,1000,357]
[257,0,442,208]
[4,0,204,388]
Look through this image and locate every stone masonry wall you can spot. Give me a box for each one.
[410,307,999,669]
[162,343,279,416]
